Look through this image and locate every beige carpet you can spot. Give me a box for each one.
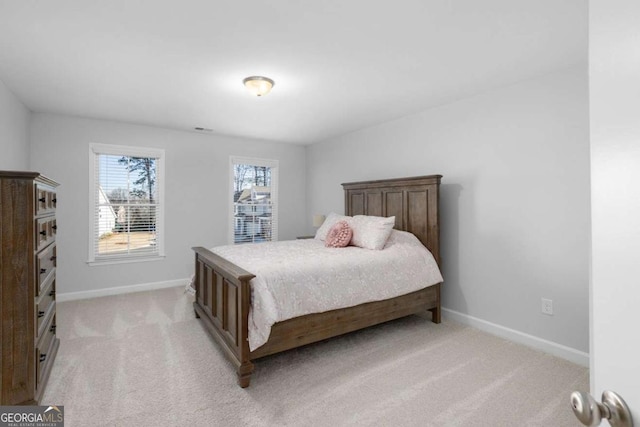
[43,287,588,426]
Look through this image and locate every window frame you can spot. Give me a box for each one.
[88,143,166,265]
[228,156,279,245]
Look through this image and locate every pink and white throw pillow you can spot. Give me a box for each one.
[314,212,351,241]
[325,220,353,248]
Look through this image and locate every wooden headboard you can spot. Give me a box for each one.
[342,175,442,266]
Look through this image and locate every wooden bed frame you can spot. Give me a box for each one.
[192,175,442,387]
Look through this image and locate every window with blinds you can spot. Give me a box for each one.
[230,157,279,244]
[89,144,165,264]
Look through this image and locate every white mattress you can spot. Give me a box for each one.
[211,230,443,351]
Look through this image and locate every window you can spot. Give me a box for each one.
[230,156,278,244]
[89,143,165,264]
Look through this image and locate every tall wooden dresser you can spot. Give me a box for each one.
[0,171,59,405]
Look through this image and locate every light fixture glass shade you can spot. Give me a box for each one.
[243,76,274,97]
[312,214,326,227]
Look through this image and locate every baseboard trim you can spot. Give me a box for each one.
[58,278,189,302]
[442,308,589,367]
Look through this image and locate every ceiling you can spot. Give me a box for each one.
[0,1,587,145]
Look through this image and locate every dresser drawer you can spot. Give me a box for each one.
[36,314,56,388]
[36,277,56,338]
[36,244,56,296]
[35,184,57,216]
[35,217,57,252]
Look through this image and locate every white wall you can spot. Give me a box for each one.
[590,0,640,417]
[30,113,307,295]
[0,78,30,170]
[306,65,590,353]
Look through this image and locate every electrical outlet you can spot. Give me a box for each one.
[541,298,553,315]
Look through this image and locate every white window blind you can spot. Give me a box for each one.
[89,144,165,264]
[230,157,279,244]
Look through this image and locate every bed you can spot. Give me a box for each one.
[192,175,443,387]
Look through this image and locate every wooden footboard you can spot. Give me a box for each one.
[192,246,255,387]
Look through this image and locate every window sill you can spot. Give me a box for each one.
[87,255,165,267]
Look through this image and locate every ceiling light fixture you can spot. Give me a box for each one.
[243,76,275,97]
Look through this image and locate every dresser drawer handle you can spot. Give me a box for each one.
[40,268,47,274]
[37,311,45,318]
[38,197,46,203]
[39,354,46,363]
[52,225,58,230]
[52,198,57,203]
[49,290,56,297]
[50,256,57,261]
[39,230,47,236]
[50,325,57,333]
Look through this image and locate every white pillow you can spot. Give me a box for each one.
[350,215,396,250]
[314,212,351,241]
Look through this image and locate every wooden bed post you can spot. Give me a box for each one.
[193,254,201,319]
[428,283,441,323]
[237,278,253,388]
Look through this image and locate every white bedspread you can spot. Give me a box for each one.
[211,230,443,351]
